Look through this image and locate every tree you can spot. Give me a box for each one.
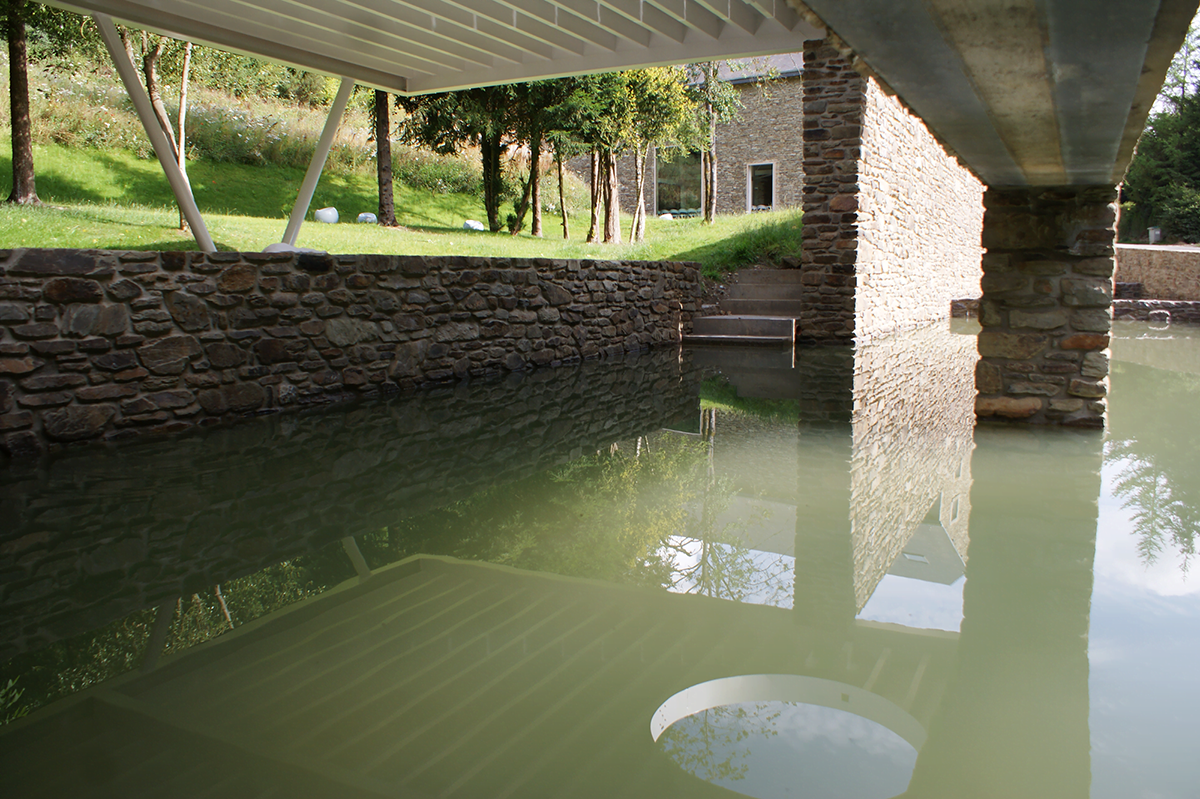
[685,62,744,224]
[371,90,398,226]
[1123,89,1200,240]
[5,0,39,205]
[118,28,194,230]
[1158,11,1200,111]
[626,68,694,241]
[400,86,514,232]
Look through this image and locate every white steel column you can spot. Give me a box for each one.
[281,77,355,246]
[94,14,216,253]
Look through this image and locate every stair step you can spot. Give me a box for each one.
[719,299,805,316]
[731,269,806,284]
[726,284,806,301]
[690,315,796,338]
[682,334,792,346]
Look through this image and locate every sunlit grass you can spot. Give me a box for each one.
[0,140,802,273]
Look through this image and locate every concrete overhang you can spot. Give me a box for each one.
[49,0,1197,187]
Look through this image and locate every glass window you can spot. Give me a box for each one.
[750,163,773,211]
[656,150,703,216]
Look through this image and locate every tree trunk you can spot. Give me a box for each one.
[530,139,543,237]
[510,133,543,236]
[481,131,504,232]
[556,149,570,240]
[704,102,717,224]
[177,41,192,231]
[587,149,601,243]
[375,90,398,226]
[141,33,178,161]
[602,149,621,244]
[5,0,39,205]
[632,143,648,242]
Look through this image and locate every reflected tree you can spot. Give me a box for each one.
[1107,438,1197,572]
[1105,365,1200,573]
[659,702,783,786]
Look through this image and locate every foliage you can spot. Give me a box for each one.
[700,376,801,423]
[1157,11,1200,111]
[1,677,29,725]
[1123,89,1200,241]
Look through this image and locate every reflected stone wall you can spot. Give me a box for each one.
[0,350,703,660]
[849,325,977,609]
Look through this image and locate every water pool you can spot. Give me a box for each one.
[0,319,1196,799]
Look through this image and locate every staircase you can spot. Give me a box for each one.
[685,268,804,346]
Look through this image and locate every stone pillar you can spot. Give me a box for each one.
[799,39,863,344]
[975,186,1117,427]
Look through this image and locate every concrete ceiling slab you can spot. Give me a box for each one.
[49,0,1198,187]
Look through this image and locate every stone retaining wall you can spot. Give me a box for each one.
[1114,244,1200,300]
[0,248,701,460]
[1112,299,1200,324]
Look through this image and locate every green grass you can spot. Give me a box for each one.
[0,139,802,272]
[699,376,801,422]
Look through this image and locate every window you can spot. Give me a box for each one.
[655,150,703,216]
[749,163,774,211]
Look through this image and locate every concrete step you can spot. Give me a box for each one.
[719,299,806,316]
[683,334,792,346]
[732,269,806,284]
[726,282,807,300]
[690,315,796,338]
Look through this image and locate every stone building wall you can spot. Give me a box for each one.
[849,324,977,608]
[0,248,701,459]
[800,39,984,344]
[798,40,864,342]
[711,76,805,214]
[0,349,704,659]
[856,80,984,341]
[568,76,805,218]
[1114,244,1200,300]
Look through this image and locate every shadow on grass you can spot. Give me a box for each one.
[674,211,804,276]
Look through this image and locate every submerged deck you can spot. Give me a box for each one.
[1,557,954,798]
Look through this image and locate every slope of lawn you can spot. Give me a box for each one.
[0,139,802,275]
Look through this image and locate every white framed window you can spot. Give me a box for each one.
[747,162,775,212]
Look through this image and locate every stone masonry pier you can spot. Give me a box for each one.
[0,249,702,459]
[975,187,1116,427]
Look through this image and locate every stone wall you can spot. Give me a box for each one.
[799,39,863,342]
[975,186,1116,427]
[711,76,805,214]
[856,78,984,340]
[568,76,805,217]
[0,349,704,660]
[1114,244,1200,300]
[1112,299,1200,324]
[800,39,984,344]
[0,248,701,459]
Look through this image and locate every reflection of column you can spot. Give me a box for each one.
[903,427,1100,799]
[792,421,856,630]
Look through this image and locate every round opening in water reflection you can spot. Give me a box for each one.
[652,675,923,799]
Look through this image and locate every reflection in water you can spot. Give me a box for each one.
[0,321,1198,798]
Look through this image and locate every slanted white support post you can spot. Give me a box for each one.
[282,77,355,247]
[93,14,216,254]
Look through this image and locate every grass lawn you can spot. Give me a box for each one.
[0,140,803,276]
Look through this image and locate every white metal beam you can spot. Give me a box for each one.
[94,13,216,253]
[282,77,356,247]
